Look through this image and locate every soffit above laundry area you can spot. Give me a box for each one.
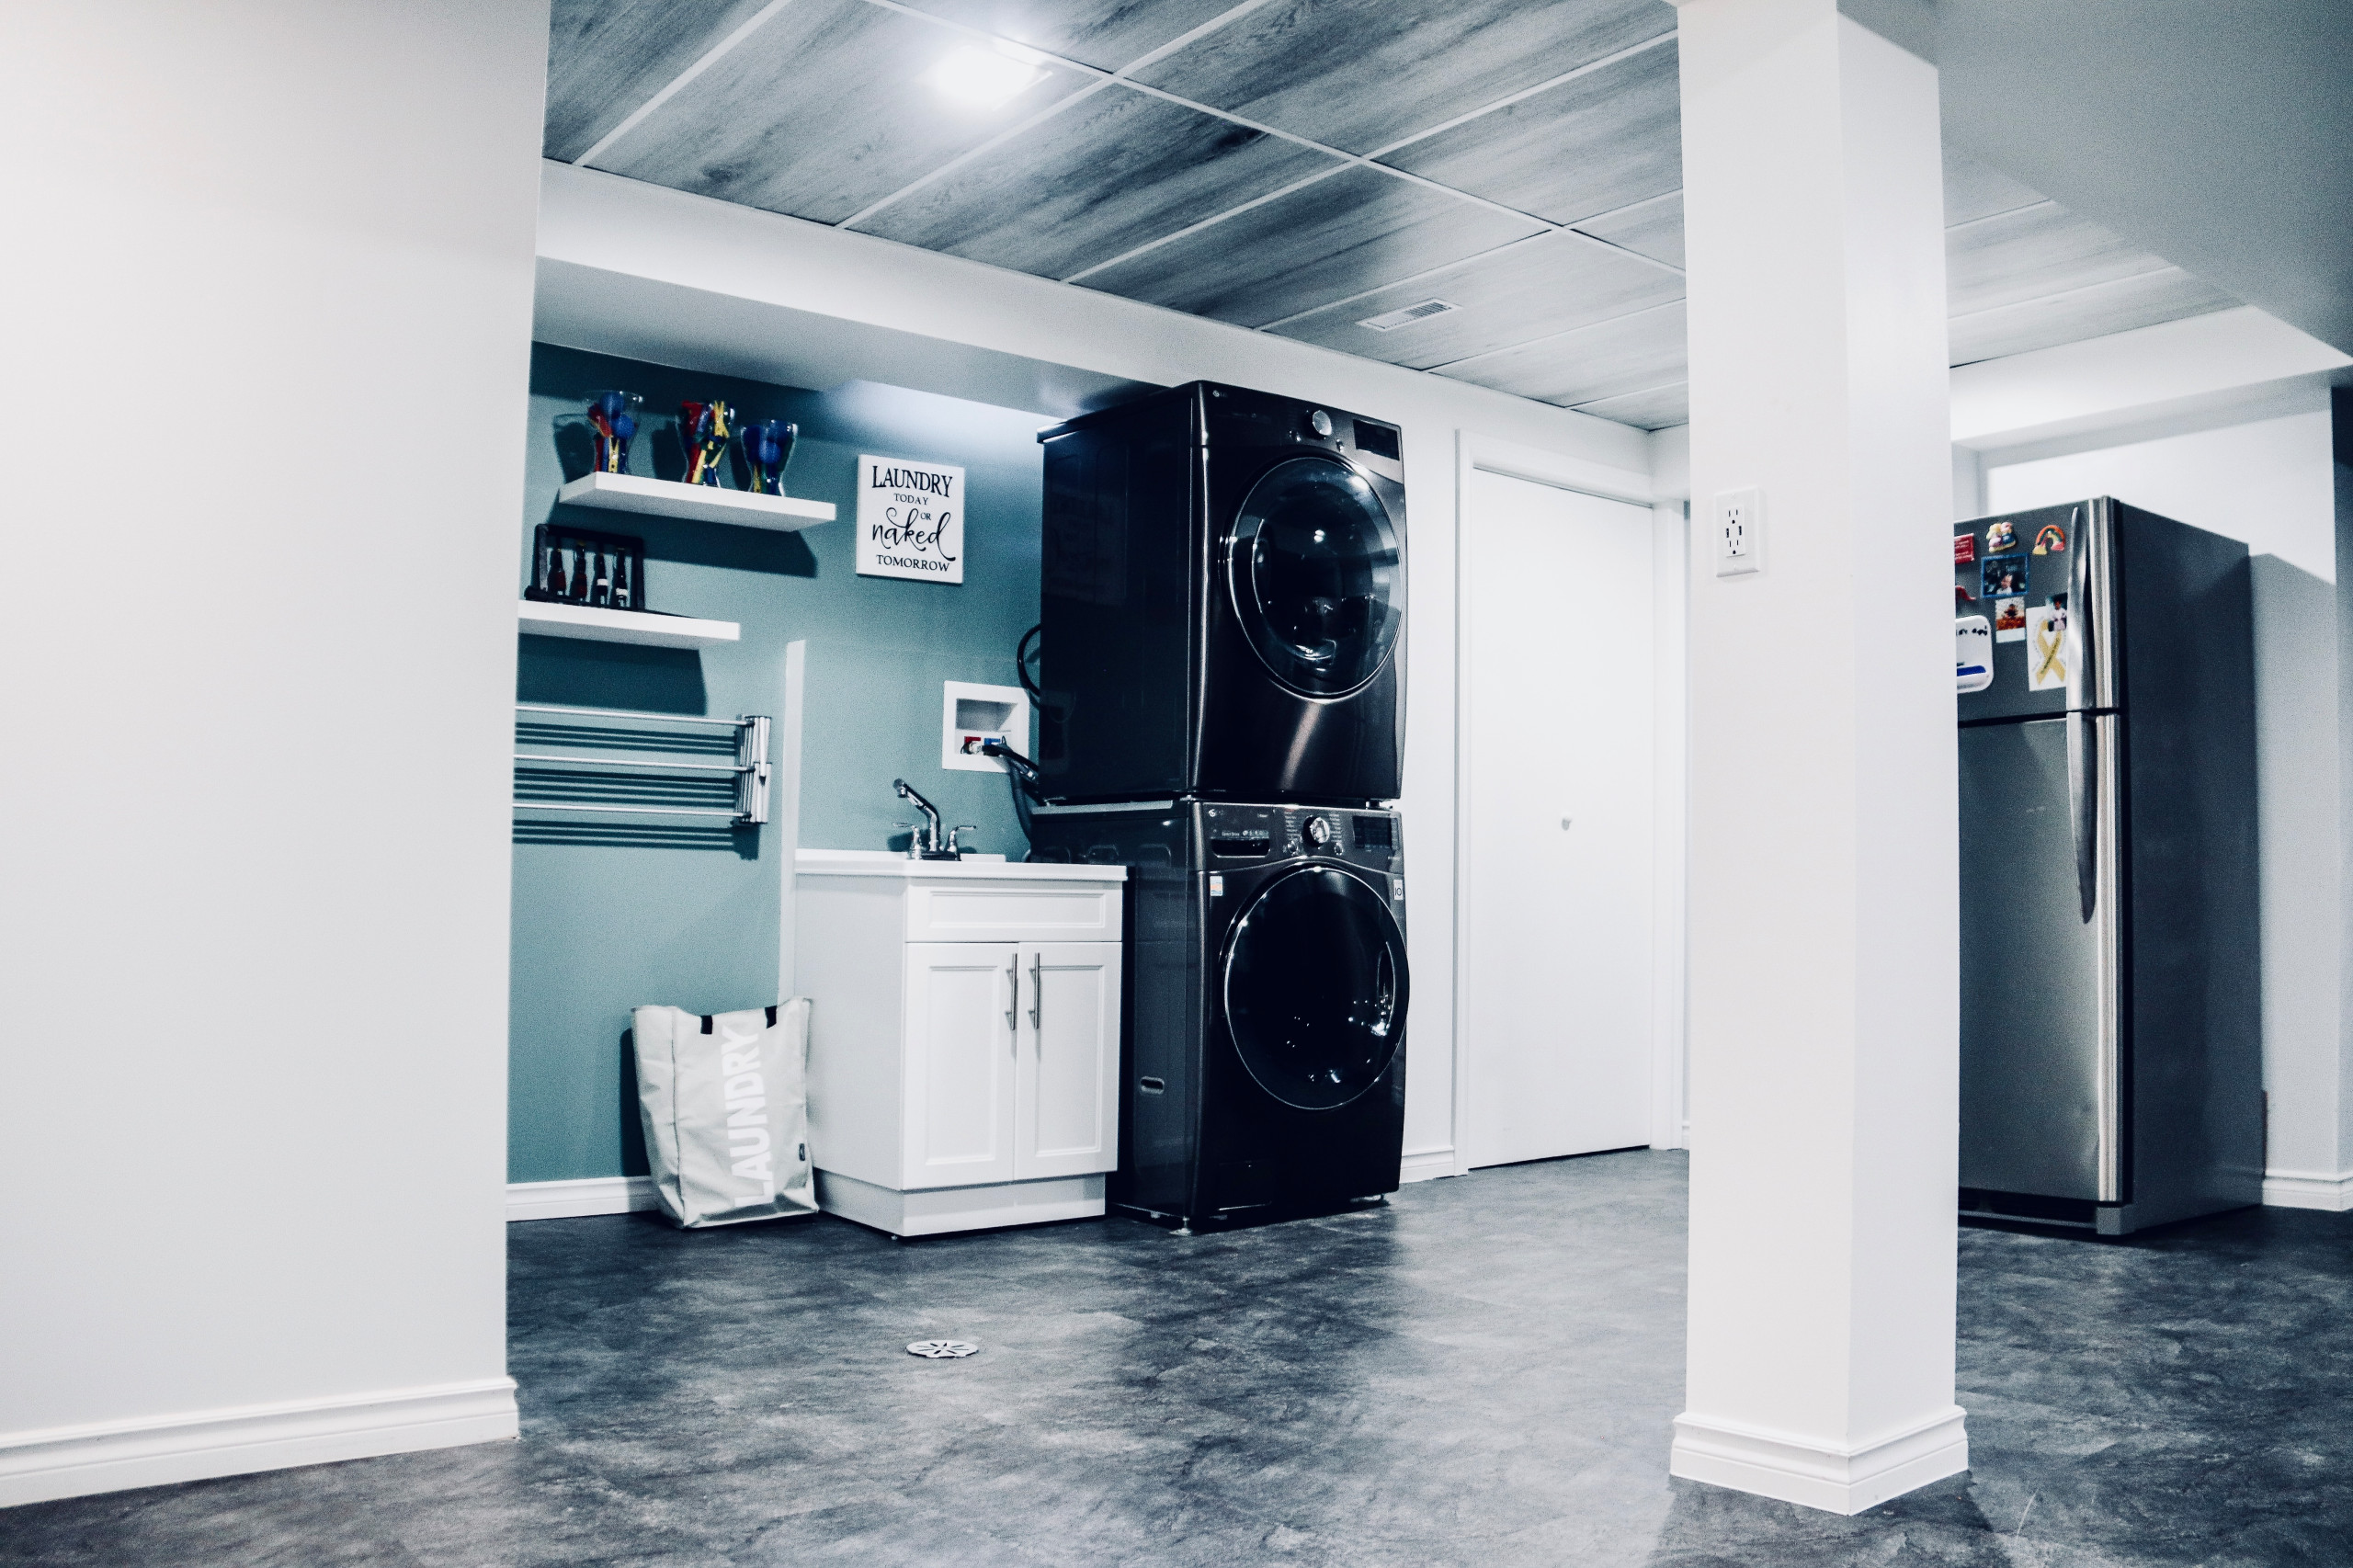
[543,0,2244,432]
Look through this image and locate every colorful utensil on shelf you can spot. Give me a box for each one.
[679,400,733,486]
[587,391,641,474]
[742,419,798,494]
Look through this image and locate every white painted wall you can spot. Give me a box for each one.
[532,165,1658,1184]
[1987,411,2336,580]
[2246,557,2348,1204]
[0,0,548,1504]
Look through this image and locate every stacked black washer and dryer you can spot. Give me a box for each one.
[1024,382,1412,1231]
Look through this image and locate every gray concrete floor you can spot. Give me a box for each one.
[7,1151,2351,1565]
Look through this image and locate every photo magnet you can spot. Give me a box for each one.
[1982,554,2029,598]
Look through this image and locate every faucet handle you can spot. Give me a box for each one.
[944,824,980,856]
[893,822,927,858]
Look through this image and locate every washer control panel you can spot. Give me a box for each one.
[1200,803,1400,871]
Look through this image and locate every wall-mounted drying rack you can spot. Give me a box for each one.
[513,703,770,825]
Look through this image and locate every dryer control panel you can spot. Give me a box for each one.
[1199,802,1401,874]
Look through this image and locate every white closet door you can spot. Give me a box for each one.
[902,942,1017,1188]
[1464,469,1657,1167]
[1015,943,1120,1180]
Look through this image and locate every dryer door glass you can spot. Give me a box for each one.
[1223,865,1409,1111]
[1227,456,1404,698]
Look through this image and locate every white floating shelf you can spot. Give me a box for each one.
[517,600,740,650]
[556,471,835,530]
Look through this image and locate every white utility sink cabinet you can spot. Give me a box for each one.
[795,850,1126,1238]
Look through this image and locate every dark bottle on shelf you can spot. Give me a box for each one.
[547,544,569,598]
[612,555,632,609]
[572,548,591,601]
[593,551,612,606]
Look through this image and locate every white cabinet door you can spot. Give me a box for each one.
[1015,942,1120,1181]
[903,942,1017,1189]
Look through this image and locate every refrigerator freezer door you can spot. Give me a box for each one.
[1959,717,2109,1199]
[1955,501,2108,723]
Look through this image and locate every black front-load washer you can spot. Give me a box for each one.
[1037,381,1406,806]
[1026,800,1409,1227]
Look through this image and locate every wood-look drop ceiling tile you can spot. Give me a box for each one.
[858,89,1343,279]
[1949,267,2240,365]
[543,0,779,160]
[1268,230,1683,369]
[1571,381,1688,430]
[1574,191,1683,269]
[1942,143,2046,227]
[1076,165,1545,327]
[891,0,1247,73]
[596,0,1095,225]
[1432,300,1686,406]
[1946,203,2175,317]
[1132,0,1677,156]
[1380,38,1678,224]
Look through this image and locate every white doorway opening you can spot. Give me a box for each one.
[1456,451,1686,1169]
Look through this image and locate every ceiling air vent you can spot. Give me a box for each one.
[1357,298,1459,332]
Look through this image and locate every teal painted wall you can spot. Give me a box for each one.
[510,344,1043,1184]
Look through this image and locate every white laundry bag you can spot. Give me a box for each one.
[631,999,817,1228]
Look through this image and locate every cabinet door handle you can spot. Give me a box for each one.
[1005,951,1018,1039]
[1029,952,1043,1032]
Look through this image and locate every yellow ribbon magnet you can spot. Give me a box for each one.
[2032,609,2067,686]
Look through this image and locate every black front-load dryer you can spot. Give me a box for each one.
[1038,381,1406,805]
[1026,801,1409,1227]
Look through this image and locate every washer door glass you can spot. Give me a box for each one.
[1223,865,1409,1111]
[1227,456,1404,698]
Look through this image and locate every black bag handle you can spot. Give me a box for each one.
[699,1008,779,1033]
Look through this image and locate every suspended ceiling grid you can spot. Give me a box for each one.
[544,0,2242,431]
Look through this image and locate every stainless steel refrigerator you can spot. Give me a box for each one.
[1953,497,2263,1235]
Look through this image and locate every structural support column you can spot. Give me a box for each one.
[1667,0,1965,1514]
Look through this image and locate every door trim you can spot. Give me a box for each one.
[1451,432,1683,1174]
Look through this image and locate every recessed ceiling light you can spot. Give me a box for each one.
[1358,299,1460,332]
[926,43,1048,109]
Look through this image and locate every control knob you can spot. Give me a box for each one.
[1307,409,1334,437]
[1303,815,1333,848]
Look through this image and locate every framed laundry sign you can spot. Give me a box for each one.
[857,455,964,583]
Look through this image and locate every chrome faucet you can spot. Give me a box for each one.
[892,778,957,859]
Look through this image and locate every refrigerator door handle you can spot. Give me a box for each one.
[2065,505,2089,713]
[2068,710,2097,924]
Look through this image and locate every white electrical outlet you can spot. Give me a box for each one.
[1715,487,1764,577]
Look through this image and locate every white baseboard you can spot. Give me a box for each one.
[2262,1168,2353,1211]
[0,1378,517,1508]
[818,1170,1101,1238]
[1670,1404,1968,1516]
[1399,1145,1458,1183]
[506,1175,656,1221]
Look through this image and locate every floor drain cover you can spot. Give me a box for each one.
[906,1339,979,1359]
